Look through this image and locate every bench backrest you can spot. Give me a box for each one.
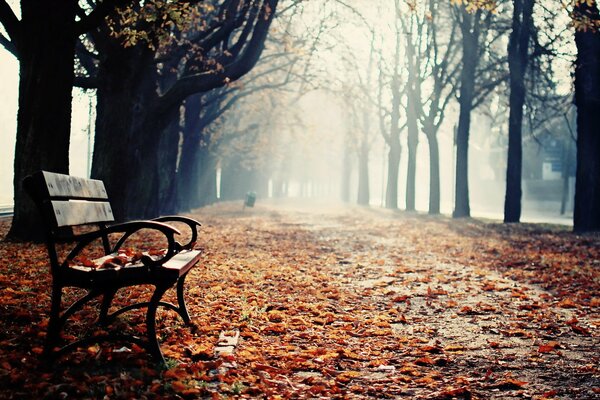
[24,171,115,228]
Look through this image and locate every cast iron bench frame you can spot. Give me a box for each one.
[24,170,202,364]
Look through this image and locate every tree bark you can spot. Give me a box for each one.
[425,129,441,215]
[573,3,600,232]
[385,2,403,211]
[504,0,534,223]
[195,150,218,207]
[386,137,401,209]
[386,68,403,210]
[91,40,158,220]
[7,2,76,241]
[158,116,181,215]
[177,95,203,212]
[405,107,419,212]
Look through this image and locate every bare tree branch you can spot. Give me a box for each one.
[0,0,20,53]
[0,30,16,56]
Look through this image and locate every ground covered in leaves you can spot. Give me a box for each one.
[0,201,599,399]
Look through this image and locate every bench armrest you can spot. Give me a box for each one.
[152,216,201,250]
[63,221,181,269]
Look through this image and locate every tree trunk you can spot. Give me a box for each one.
[357,139,370,206]
[158,116,181,215]
[122,107,179,219]
[177,144,201,211]
[453,10,481,218]
[91,36,182,220]
[196,151,218,206]
[177,95,203,212]
[7,2,76,241]
[573,3,600,232]
[425,130,441,215]
[386,61,403,210]
[386,137,401,209]
[91,40,157,220]
[405,109,419,211]
[504,0,533,223]
[560,138,574,215]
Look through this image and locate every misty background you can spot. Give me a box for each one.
[0,1,575,224]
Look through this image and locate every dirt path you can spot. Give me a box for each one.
[196,201,599,399]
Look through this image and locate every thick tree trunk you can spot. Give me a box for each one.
[91,40,156,220]
[573,3,600,232]
[158,117,181,215]
[453,10,480,218]
[386,137,401,209]
[425,130,441,215]
[122,107,179,219]
[8,3,76,241]
[92,36,182,220]
[504,0,533,223]
[178,93,221,210]
[357,140,370,206]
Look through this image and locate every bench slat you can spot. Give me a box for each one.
[50,200,115,227]
[43,171,108,200]
[163,250,202,276]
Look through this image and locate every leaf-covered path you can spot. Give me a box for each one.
[0,201,599,399]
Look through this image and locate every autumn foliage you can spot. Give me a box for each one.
[0,202,598,399]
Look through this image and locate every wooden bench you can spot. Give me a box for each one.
[24,171,203,364]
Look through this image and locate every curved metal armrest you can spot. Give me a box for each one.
[152,216,201,250]
[64,221,181,269]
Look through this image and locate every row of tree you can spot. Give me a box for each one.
[1,0,285,241]
[326,0,597,232]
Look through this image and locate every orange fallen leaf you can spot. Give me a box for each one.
[541,389,558,398]
[415,356,435,366]
[170,380,189,393]
[558,298,578,308]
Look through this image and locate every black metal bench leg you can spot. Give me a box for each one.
[44,284,63,358]
[99,289,117,326]
[176,274,192,325]
[146,283,170,364]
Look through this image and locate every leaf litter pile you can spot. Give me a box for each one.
[0,201,598,399]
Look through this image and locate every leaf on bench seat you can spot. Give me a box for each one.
[99,256,128,269]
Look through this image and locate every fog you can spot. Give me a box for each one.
[0,0,575,225]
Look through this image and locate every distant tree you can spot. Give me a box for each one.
[400,0,460,214]
[504,0,534,223]
[453,6,484,218]
[452,1,505,218]
[504,0,572,223]
[380,0,405,210]
[401,4,424,212]
[420,0,460,215]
